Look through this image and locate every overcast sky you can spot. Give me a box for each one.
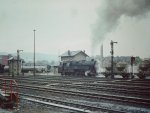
[0,0,150,58]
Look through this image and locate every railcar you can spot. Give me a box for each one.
[58,60,97,76]
[137,58,150,79]
[102,62,131,79]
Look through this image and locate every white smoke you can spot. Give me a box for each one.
[92,0,150,52]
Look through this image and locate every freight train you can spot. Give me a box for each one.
[102,58,150,79]
[58,58,150,79]
[101,62,131,79]
[58,60,97,76]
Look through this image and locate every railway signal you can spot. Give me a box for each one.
[131,56,135,65]
[110,40,118,79]
[131,56,135,78]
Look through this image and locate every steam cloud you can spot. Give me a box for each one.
[92,0,150,52]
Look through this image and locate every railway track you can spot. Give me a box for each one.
[20,93,125,113]
[1,76,150,97]
[18,84,150,108]
[1,75,150,87]
[50,84,150,97]
[1,75,150,112]
[9,76,150,88]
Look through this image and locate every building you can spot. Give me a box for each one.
[60,50,88,62]
[8,56,22,76]
[0,54,12,66]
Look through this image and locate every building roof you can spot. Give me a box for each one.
[61,50,88,57]
[8,56,23,61]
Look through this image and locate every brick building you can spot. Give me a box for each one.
[0,54,12,66]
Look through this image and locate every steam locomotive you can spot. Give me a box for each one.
[58,60,97,76]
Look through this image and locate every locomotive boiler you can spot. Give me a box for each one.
[58,60,97,76]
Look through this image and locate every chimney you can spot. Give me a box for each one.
[68,50,71,56]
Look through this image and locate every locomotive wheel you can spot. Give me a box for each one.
[105,75,108,78]
[131,75,134,79]
[105,74,110,78]
[122,74,129,79]
[139,75,145,79]
[61,73,63,76]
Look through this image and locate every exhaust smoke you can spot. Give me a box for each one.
[92,0,150,53]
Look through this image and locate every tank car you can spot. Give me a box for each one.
[137,58,150,79]
[58,60,97,76]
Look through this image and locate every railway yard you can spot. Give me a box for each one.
[0,74,150,113]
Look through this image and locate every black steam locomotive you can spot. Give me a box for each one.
[58,60,97,76]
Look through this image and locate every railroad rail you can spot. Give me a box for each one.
[8,77,150,88]
[1,78,149,98]
[50,84,150,97]
[19,84,150,108]
[20,93,125,113]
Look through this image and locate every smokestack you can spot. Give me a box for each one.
[68,50,71,56]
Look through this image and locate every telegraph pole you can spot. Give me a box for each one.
[33,29,36,77]
[110,40,117,79]
[100,44,103,67]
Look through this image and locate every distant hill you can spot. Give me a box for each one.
[19,52,59,62]
[0,52,59,62]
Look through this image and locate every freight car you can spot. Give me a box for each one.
[101,62,131,79]
[137,58,150,79]
[58,60,97,76]
[22,66,47,73]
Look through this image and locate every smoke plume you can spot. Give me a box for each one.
[92,0,150,52]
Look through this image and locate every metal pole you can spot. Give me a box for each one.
[110,40,117,79]
[33,29,36,77]
[110,41,114,79]
[17,50,19,75]
[101,44,103,67]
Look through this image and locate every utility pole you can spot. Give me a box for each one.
[100,44,103,67]
[110,40,117,79]
[17,49,23,75]
[33,29,36,77]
